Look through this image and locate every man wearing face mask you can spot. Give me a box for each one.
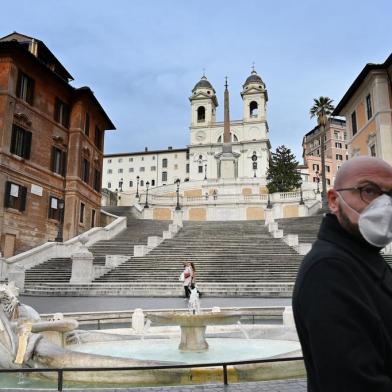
[293,156,392,392]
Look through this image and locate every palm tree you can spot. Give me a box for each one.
[310,97,335,209]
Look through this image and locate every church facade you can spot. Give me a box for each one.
[103,69,271,193]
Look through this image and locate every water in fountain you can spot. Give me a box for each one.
[237,320,250,339]
[140,319,151,341]
[188,286,200,314]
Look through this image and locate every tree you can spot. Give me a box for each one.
[267,145,302,193]
[309,97,335,209]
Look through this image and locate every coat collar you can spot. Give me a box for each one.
[318,214,388,283]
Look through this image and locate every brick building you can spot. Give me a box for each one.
[302,118,347,191]
[0,32,115,256]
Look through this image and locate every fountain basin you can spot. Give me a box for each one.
[148,311,240,352]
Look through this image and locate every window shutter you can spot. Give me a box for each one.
[20,186,27,212]
[10,125,17,155]
[61,151,67,177]
[26,78,35,105]
[23,131,32,159]
[54,98,60,122]
[16,72,22,98]
[50,146,55,172]
[64,105,70,128]
[4,181,11,208]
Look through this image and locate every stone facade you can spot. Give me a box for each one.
[0,33,115,256]
[333,53,392,164]
[302,118,347,189]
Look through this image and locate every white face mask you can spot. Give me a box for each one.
[338,193,392,247]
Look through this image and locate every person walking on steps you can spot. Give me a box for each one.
[182,262,193,299]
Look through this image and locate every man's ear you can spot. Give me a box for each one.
[328,189,339,214]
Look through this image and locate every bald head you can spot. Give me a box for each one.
[334,157,392,190]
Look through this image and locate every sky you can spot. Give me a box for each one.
[2,0,391,161]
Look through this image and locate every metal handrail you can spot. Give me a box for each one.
[0,356,304,391]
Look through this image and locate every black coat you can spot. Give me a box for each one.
[292,213,392,392]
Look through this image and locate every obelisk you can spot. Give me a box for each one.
[217,77,238,179]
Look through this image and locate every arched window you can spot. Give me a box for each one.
[197,106,206,122]
[217,133,238,143]
[140,180,144,186]
[107,182,111,189]
[250,101,258,117]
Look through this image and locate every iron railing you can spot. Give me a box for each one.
[0,356,304,391]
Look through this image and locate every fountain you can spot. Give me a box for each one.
[0,282,304,387]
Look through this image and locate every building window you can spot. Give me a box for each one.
[197,106,206,122]
[141,157,144,161]
[174,154,178,159]
[162,158,168,168]
[140,180,144,186]
[336,154,343,160]
[186,151,190,160]
[335,142,342,148]
[326,165,330,173]
[91,209,96,228]
[107,169,112,174]
[198,165,203,173]
[162,171,167,181]
[351,111,357,135]
[366,94,372,120]
[118,158,122,163]
[80,203,85,224]
[174,164,178,170]
[312,164,319,171]
[4,181,27,211]
[249,101,258,117]
[152,156,156,160]
[82,159,90,183]
[129,157,133,162]
[370,144,376,157]
[151,179,155,186]
[140,167,145,172]
[84,113,90,136]
[151,166,156,171]
[54,98,70,128]
[16,71,35,105]
[108,159,112,163]
[93,169,101,192]
[118,168,123,173]
[129,168,134,172]
[107,182,111,189]
[10,124,32,159]
[186,163,190,173]
[327,179,331,185]
[48,196,61,220]
[129,181,133,187]
[51,147,66,176]
[95,127,102,150]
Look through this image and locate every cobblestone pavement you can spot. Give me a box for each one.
[19,296,292,314]
[62,379,307,392]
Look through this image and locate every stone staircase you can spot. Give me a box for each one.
[21,209,392,297]
[23,219,304,297]
[276,214,324,244]
[23,206,170,287]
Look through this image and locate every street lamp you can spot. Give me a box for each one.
[175,178,181,210]
[119,178,123,192]
[267,193,272,209]
[299,180,305,205]
[316,170,320,194]
[144,181,150,208]
[136,176,140,199]
[252,151,257,178]
[55,199,64,242]
[204,164,207,180]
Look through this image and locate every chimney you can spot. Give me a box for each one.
[145,147,148,151]
[168,146,173,150]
